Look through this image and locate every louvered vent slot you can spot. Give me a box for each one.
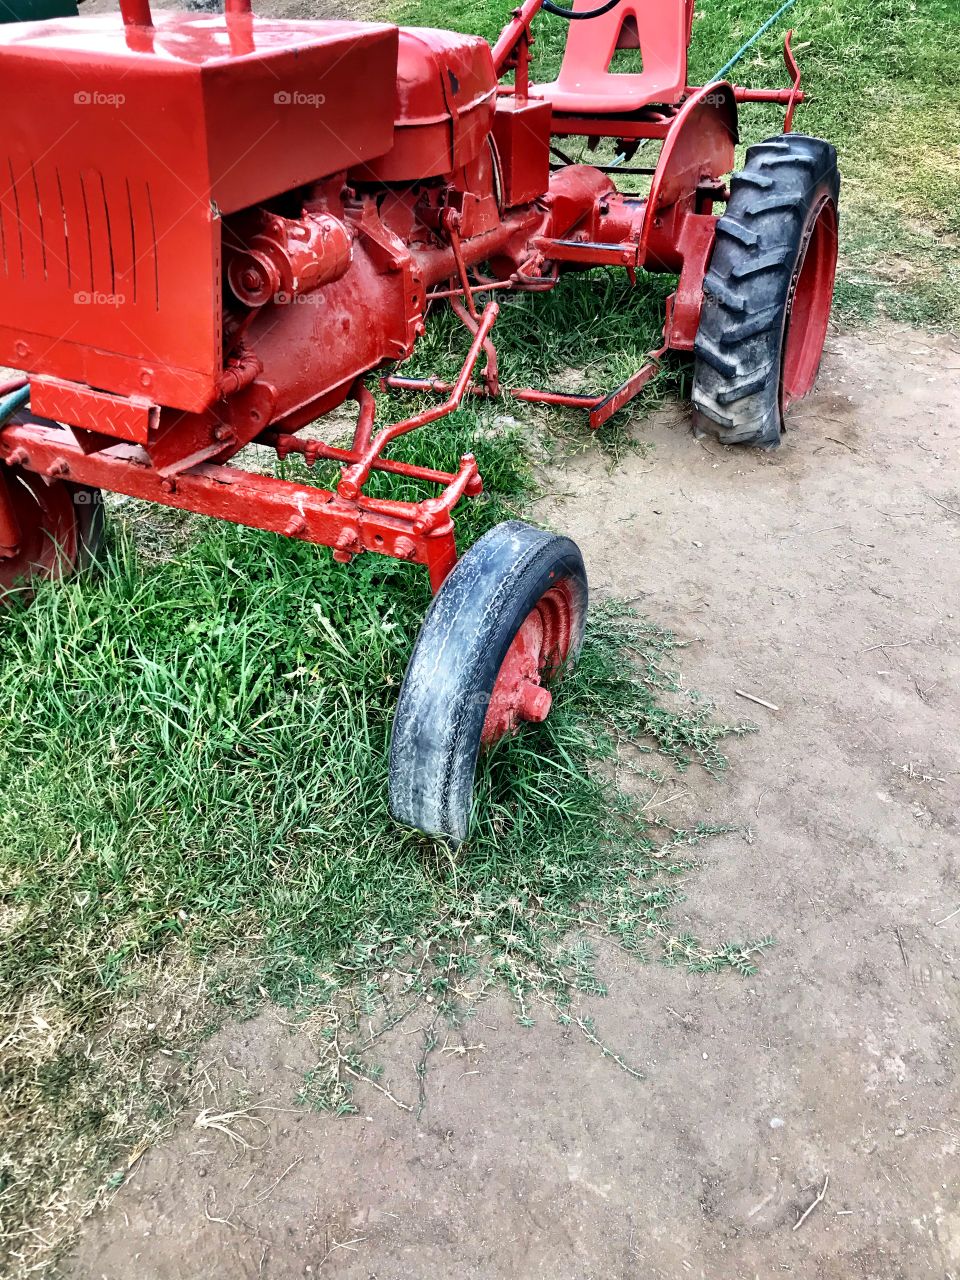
[0,159,159,309]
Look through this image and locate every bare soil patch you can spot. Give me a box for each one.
[66,326,960,1278]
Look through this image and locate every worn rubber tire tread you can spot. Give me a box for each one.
[389,520,588,846]
[692,133,840,447]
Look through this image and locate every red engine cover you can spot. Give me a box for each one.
[0,13,398,413]
[352,27,497,183]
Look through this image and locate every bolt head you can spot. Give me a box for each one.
[517,682,552,724]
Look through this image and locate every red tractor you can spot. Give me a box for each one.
[0,0,839,841]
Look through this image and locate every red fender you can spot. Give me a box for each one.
[638,82,738,272]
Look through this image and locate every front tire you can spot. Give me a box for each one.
[692,133,840,448]
[389,520,588,845]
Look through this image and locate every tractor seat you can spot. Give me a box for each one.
[533,0,692,114]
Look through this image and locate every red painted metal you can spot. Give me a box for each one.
[119,0,152,29]
[658,214,724,352]
[492,98,553,207]
[0,0,813,598]
[724,29,806,126]
[639,83,737,270]
[0,13,398,414]
[225,210,352,308]
[781,196,839,408]
[781,30,803,132]
[549,114,676,141]
[587,353,665,427]
[0,419,465,590]
[508,388,601,409]
[338,303,499,500]
[0,469,22,557]
[352,29,498,183]
[382,366,664,430]
[30,377,158,444]
[534,0,694,113]
[491,0,542,77]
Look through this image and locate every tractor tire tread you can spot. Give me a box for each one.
[731,171,775,192]
[715,216,760,248]
[717,302,785,346]
[702,272,748,311]
[756,152,818,170]
[692,334,742,378]
[714,362,777,405]
[747,193,806,216]
[745,139,792,156]
[729,247,794,278]
[692,133,839,447]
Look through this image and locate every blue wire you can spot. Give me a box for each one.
[0,385,29,427]
[607,0,800,167]
[708,0,799,84]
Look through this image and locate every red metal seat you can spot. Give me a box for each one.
[533,0,693,114]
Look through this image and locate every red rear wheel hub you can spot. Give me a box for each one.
[481,577,578,745]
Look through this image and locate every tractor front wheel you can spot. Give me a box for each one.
[0,466,104,601]
[388,520,588,845]
[692,133,840,448]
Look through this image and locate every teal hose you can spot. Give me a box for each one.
[708,0,799,84]
[0,385,29,427]
[608,0,800,168]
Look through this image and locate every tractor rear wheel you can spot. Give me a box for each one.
[692,133,840,448]
[389,520,588,845]
[0,466,104,601]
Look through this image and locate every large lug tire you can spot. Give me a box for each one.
[692,133,840,448]
[0,466,104,601]
[389,520,588,845]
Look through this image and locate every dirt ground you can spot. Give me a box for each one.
[65,326,960,1279]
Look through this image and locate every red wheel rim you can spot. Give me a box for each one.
[481,577,579,745]
[781,196,838,408]
[0,469,80,599]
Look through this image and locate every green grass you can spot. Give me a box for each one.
[411,269,682,399]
